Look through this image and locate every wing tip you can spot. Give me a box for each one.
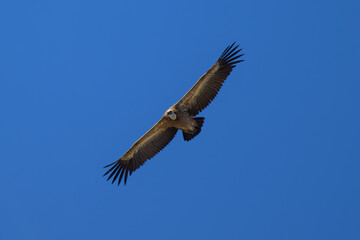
[219,42,244,65]
[103,159,131,186]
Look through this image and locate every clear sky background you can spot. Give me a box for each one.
[0,0,359,239]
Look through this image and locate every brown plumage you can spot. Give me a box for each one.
[104,43,244,185]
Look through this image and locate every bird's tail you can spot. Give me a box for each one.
[183,117,205,141]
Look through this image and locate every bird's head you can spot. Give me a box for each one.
[166,109,177,120]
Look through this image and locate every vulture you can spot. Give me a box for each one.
[104,43,244,185]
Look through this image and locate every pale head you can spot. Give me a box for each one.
[166,109,177,120]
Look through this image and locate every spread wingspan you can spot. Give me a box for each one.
[104,43,243,186]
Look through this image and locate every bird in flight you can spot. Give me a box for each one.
[104,43,244,185]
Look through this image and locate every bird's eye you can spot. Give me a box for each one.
[167,111,173,115]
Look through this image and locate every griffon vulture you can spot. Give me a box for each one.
[104,43,244,185]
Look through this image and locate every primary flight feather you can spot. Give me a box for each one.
[104,43,244,185]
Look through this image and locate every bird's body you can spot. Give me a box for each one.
[163,107,199,133]
[104,43,244,185]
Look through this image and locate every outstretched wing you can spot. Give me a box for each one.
[104,119,178,185]
[175,43,244,116]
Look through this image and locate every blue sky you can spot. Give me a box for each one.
[1,0,359,239]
